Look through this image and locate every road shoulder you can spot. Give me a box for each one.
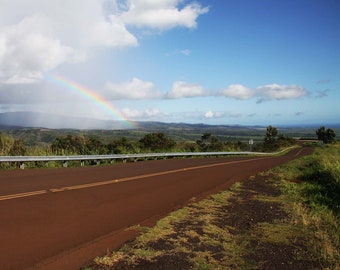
[84,171,325,269]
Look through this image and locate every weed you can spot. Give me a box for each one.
[94,252,125,267]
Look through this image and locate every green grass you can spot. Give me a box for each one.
[273,143,340,265]
[276,143,340,214]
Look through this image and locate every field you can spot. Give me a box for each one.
[84,143,340,269]
[3,123,339,147]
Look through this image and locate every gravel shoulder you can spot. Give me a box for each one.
[84,171,326,270]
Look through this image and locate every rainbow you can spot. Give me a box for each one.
[46,74,135,128]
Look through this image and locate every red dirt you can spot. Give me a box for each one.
[91,170,323,270]
[0,147,312,270]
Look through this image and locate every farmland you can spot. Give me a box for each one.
[3,122,338,147]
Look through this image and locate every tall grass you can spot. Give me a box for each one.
[274,143,340,266]
[298,144,339,214]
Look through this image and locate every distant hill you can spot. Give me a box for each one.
[0,111,264,132]
[0,112,269,145]
[0,111,338,146]
[0,112,131,130]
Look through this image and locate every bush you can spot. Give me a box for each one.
[316,126,336,144]
[139,133,176,152]
[0,132,27,156]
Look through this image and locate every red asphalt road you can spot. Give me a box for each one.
[0,147,312,270]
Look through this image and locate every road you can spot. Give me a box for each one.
[0,147,312,269]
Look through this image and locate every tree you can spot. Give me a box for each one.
[107,137,135,154]
[87,137,106,154]
[263,125,279,151]
[0,132,27,156]
[51,135,106,155]
[9,139,27,156]
[139,132,176,152]
[201,133,211,142]
[196,133,225,151]
[277,134,296,147]
[316,126,336,144]
[209,136,224,151]
[196,133,211,151]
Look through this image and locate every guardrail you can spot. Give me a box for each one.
[0,151,268,169]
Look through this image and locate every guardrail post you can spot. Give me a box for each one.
[20,162,25,170]
[63,161,68,168]
[110,159,115,164]
[96,160,100,165]
[80,161,85,167]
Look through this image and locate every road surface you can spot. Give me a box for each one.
[0,147,312,269]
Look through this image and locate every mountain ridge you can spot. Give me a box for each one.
[0,111,338,131]
[0,111,264,130]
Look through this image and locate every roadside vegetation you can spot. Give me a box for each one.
[0,132,27,156]
[253,125,296,152]
[84,143,339,269]
[274,143,340,265]
[0,125,302,169]
[50,132,250,155]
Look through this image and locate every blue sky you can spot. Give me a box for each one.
[0,0,339,127]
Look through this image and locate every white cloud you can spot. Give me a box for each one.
[121,107,168,120]
[104,78,161,100]
[255,84,308,103]
[204,110,224,119]
[167,81,207,99]
[204,110,214,118]
[0,0,207,85]
[120,0,209,30]
[0,1,135,84]
[220,83,308,103]
[220,84,253,100]
[87,16,137,48]
[0,15,78,84]
[0,0,137,48]
[145,108,165,117]
[121,108,144,118]
[204,110,242,120]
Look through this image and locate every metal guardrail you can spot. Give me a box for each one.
[0,151,268,169]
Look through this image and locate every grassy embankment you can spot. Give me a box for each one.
[85,143,339,269]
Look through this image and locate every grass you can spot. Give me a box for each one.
[85,143,340,269]
[273,143,340,266]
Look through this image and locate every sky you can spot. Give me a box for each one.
[0,0,339,128]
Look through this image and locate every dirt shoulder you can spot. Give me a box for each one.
[84,171,329,270]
